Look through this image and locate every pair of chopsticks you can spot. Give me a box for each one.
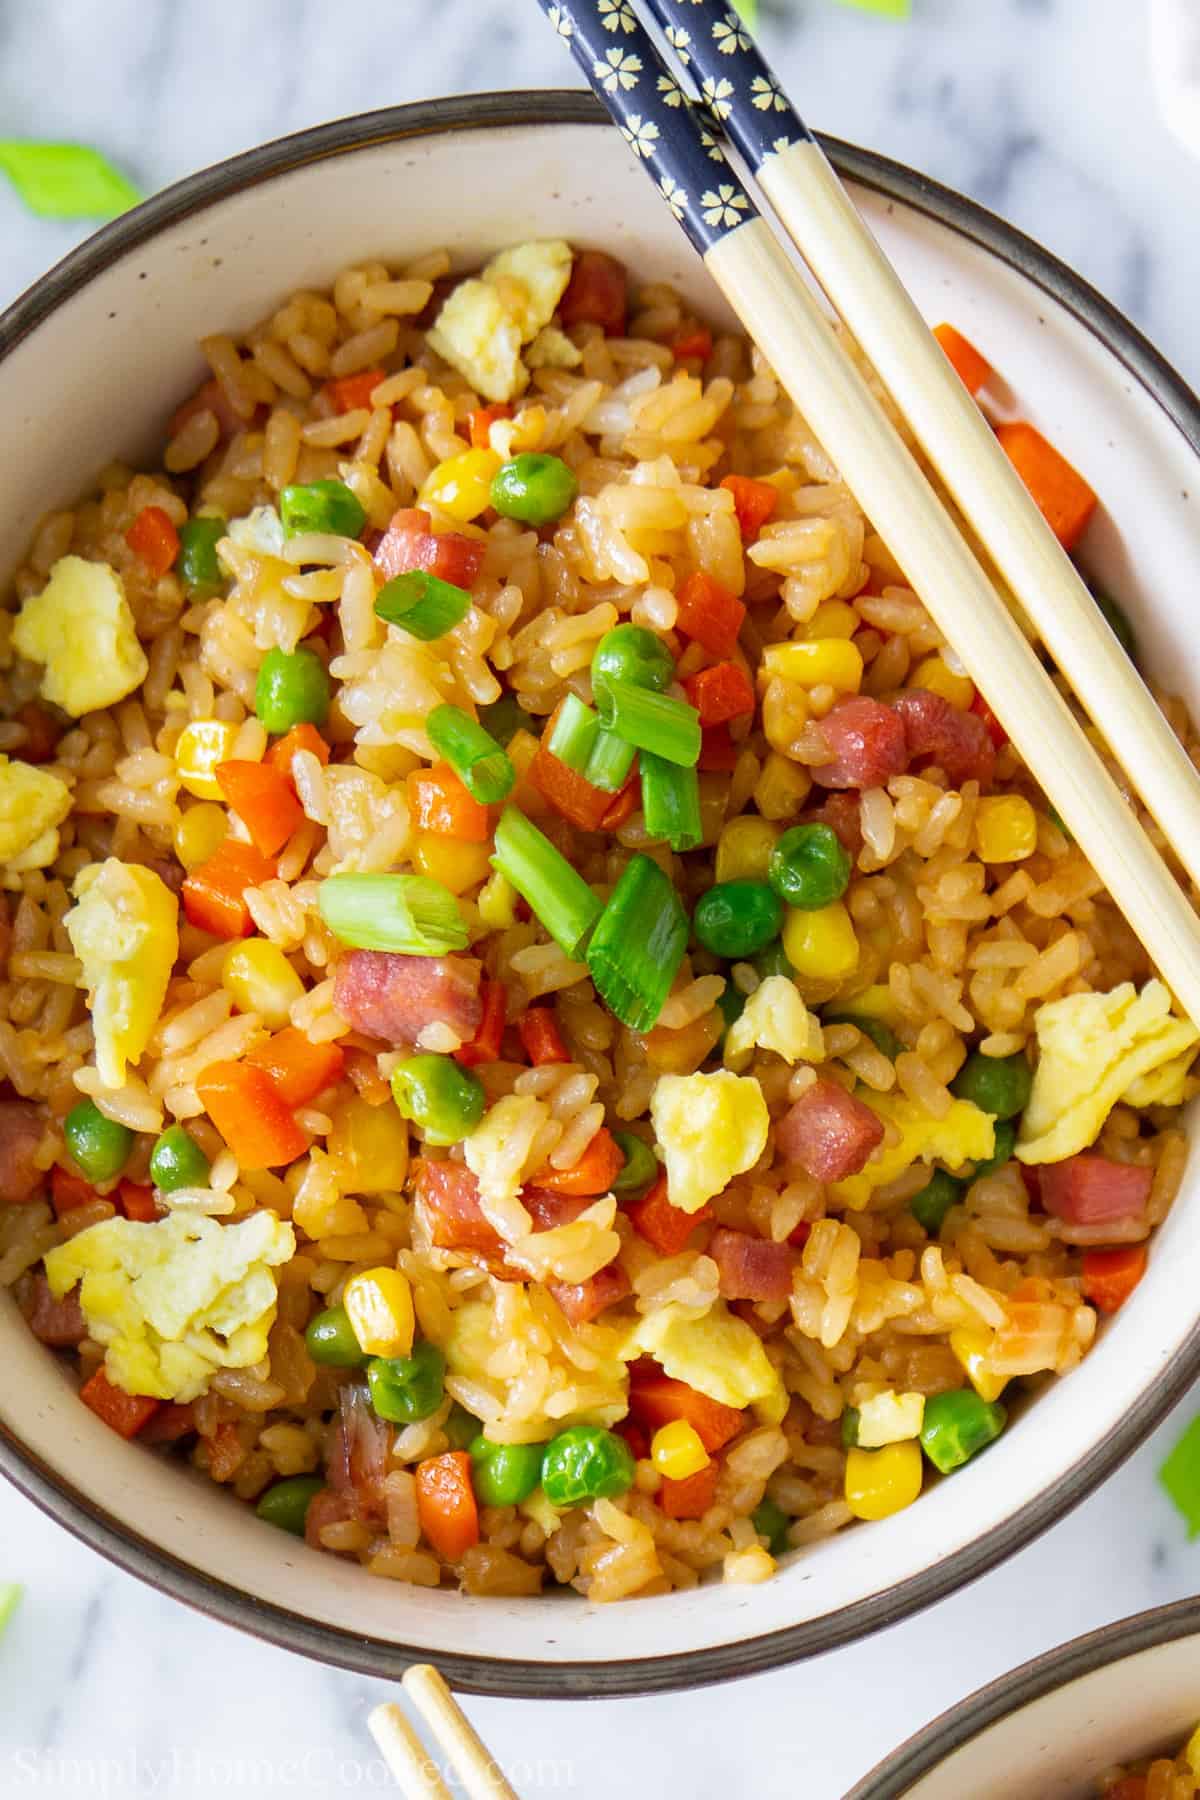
[369,1665,520,1799]
[536,0,1200,1024]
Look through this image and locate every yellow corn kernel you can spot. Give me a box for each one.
[329,1095,410,1195]
[783,902,859,981]
[176,720,239,799]
[754,751,812,823]
[804,601,859,640]
[973,795,1038,865]
[222,939,305,1028]
[418,449,502,523]
[413,832,493,895]
[949,1327,1008,1403]
[716,816,780,884]
[650,1419,710,1481]
[762,638,863,693]
[343,1266,414,1358]
[1185,1724,1200,1776]
[762,677,810,757]
[842,983,899,1028]
[174,802,228,870]
[477,868,518,929]
[844,1441,923,1521]
[912,652,975,711]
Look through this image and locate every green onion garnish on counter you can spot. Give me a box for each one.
[0,1583,20,1640]
[427,704,514,805]
[641,752,702,852]
[492,807,602,957]
[595,678,701,768]
[586,852,689,1030]
[375,570,470,641]
[0,142,141,218]
[1161,1413,1200,1537]
[318,874,468,954]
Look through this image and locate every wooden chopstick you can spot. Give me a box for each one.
[644,0,1200,902]
[369,1667,520,1800]
[535,0,1200,1022]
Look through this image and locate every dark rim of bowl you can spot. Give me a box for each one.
[847,1596,1200,1798]
[1,91,1199,1702]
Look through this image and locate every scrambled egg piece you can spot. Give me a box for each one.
[1017,979,1200,1164]
[427,239,574,403]
[651,1071,769,1215]
[625,1302,784,1412]
[462,1094,549,1233]
[44,1210,295,1402]
[13,556,148,717]
[65,859,179,1089]
[226,506,284,557]
[832,1091,995,1210]
[724,976,824,1070]
[0,756,71,872]
[856,1389,925,1448]
[525,326,581,371]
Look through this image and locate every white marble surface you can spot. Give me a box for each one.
[2,1,1200,1794]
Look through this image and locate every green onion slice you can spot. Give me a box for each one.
[492,807,602,958]
[479,694,535,747]
[546,693,600,772]
[586,853,689,1031]
[375,570,470,641]
[595,678,701,769]
[1161,1413,1200,1538]
[427,704,514,805]
[640,751,702,852]
[0,142,141,218]
[318,874,468,954]
[583,728,637,795]
[0,1583,20,1640]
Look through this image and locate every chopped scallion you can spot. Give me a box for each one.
[375,570,470,641]
[427,704,514,805]
[1161,1413,1200,1537]
[0,1583,20,1639]
[479,694,535,748]
[0,142,141,219]
[640,751,702,851]
[583,728,637,795]
[546,693,600,772]
[586,853,689,1030]
[595,678,701,768]
[491,807,602,958]
[318,874,468,954]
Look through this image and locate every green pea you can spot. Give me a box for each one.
[612,1130,658,1199]
[824,1013,904,1060]
[752,941,794,983]
[1096,592,1136,661]
[591,624,675,701]
[469,1435,547,1508]
[177,516,227,598]
[751,1497,790,1555]
[366,1342,446,1424]
[304,1305,369,1368]
[841,1407,861,1449]
[254,645,331,734]
[490,453,579,527]
[390,1053,485,1147]
[952,1051,1032,1121]
[255,1474,325,1536]
[149,1125,210,1194]
[693,881,783,960]
[920,1389,1007,1474]
[540,1425,636,1508]
[768,823,852,911]
[63,1100,132,1184]
[443,1402,482,1451]
[280,479,366,540]
[479,694,535,748]
[910,1168,964,1235]
[716,983,747,1041]
[969,1118,1018,1181]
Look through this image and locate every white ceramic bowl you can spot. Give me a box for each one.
[851,1600,1200,1798]
[2,93,1199,1698]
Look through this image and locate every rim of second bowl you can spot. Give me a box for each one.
[1,91,1199,1700]
[847,1596,1200,1798]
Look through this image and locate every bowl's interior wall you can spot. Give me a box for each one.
[2,115,1200,1684]
[899,1633,1200,1798]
